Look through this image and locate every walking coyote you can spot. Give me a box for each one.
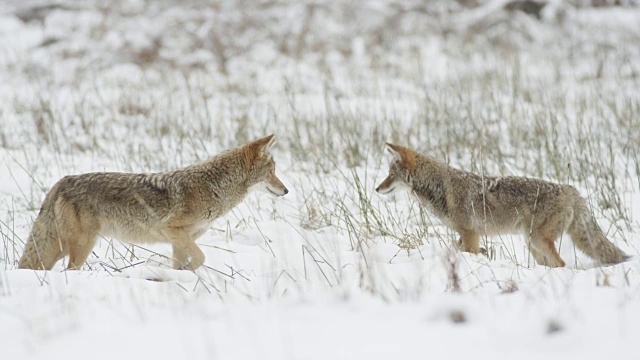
[19,135,288,270]
[376,143,628,267]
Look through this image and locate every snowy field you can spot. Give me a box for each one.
[1,0,640,358]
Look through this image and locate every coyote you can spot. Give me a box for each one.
[376,143,628,267]
[18,135,288,271]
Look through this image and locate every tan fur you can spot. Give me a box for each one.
[376,144,628,267]
[386,143,416,172]
[18,135,288,271]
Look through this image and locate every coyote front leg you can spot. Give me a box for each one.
[166,227,205,270]
[457,229,481,254]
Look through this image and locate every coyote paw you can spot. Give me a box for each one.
[176,260,204,271]
[177,263,195,271]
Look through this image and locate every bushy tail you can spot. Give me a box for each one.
[568,196,628,265]
[18,182,65,270]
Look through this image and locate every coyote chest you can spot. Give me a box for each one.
[411,180,449,222]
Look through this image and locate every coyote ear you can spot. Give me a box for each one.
[386,143,402,160]
[385,143,416,172]
[244,135,276,167]
[251,134,276,152]
[264,134,277,150]
[258,134,276,155]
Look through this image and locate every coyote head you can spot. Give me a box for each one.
[245,134,289,197]
[376,143,415,195]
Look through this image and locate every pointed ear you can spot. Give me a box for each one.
[264,134,277,150]
[243,135,276,168]
[255,134,276,153]
[386,143,402,160]
[249,134,277,156]
[385,143,416,172]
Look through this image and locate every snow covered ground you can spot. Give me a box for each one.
[1,1,640,359]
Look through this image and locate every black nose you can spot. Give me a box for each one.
[375,187,380,192]
[284,188,289,195]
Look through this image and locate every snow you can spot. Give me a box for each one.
[1,0,640,359]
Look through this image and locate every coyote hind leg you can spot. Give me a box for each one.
[65,214,100,270]
[529,236,565,268]
[37,244,66,270]
[66,235,98,270]
[527,243,547,266]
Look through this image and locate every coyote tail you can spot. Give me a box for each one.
[568,195,628,265]
[18,181,65,270]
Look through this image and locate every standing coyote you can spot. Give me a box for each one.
[18,135,288,271]
[376,143,628,267]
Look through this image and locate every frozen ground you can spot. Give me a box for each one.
[1,0,640,359]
